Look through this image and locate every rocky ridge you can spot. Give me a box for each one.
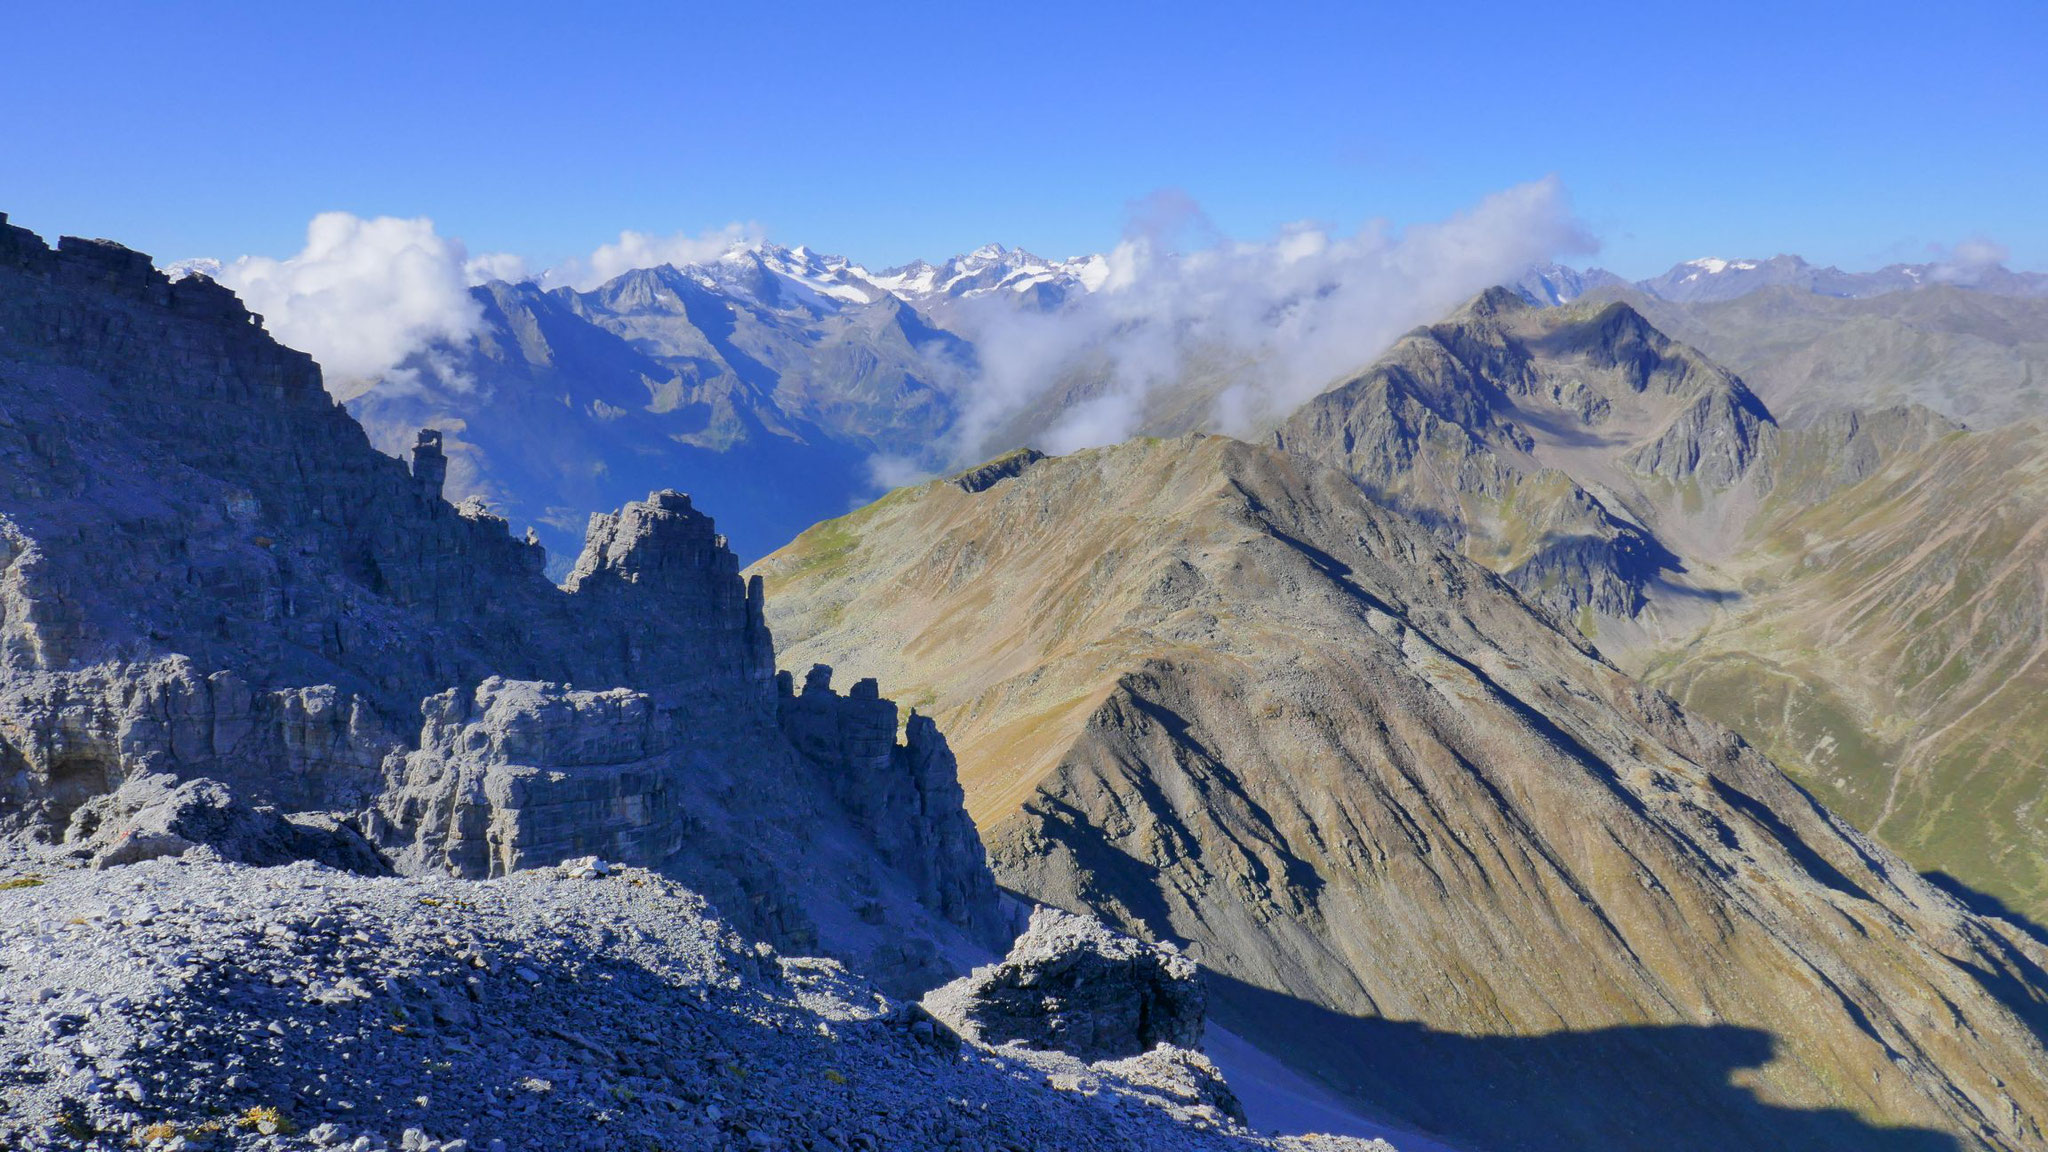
[1274,289,1777,623]
[755,433,2048,1151]
[0,213,1001,990]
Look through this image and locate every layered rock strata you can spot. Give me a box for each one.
[0,216,1002,984]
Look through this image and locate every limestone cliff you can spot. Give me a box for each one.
[0,215,1003,988]
[755,434,2048,1151]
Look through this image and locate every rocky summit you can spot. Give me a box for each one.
[1274,289,1777,625]
[756,433,2048,1151]
[0,856,1375,1152]
[0,214,1015,996]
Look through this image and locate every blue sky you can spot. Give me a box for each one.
[2,0,2042,277]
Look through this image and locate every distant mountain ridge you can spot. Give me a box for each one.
[333,232,2046,580]
[568,240,1110,314]
[336,239,1115,570]
[1516,251,2048,307]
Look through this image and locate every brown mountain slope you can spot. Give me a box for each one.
[753,435,2048,1152]
[1644,417,2048,921]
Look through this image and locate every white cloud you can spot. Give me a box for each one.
[206,213,486,398]
[163,257,223,282]
[1928,235,2009,284]
[463,250,531,285]
[547,223,764,291]
[175,212,769,403]
[866,453,938,491]
[938,176,1596,463]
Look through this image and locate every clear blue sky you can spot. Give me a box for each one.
[2,0,2042,277]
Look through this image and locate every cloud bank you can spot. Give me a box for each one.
[545,224,762,291]
[181,184,1589,464]
[943,177,1595,463]
[207,213,491,397]
[1927,236,2010,285]
[189,215,760,395]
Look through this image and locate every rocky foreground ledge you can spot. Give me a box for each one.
[0,852,1392,1152]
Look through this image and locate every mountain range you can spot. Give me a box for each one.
[17,208,2046,1149]
[335,227,2048,933]
[333,239,2048,571]
[1520,252,2048,307]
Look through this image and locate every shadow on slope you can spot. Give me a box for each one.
[1205,974,1959,1152]
[1920,870,2048,1043]
[1923,870,2048,948]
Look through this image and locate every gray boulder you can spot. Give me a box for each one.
[922,906,1204,1061]
[63,773,387,874]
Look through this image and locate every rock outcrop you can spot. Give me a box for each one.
[778,664,1004,939]
[923,906,1205,1061]
[379,679,676,879]
[0,216,1004,989]
[60,772,385,874]
[563,489,777,697]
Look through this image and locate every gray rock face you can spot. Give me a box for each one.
[778,664,1004,939]
[0,658,400,830]
[923,906,1205,1061]
[379,679,674,879]
[0,216,1004,986]
[563,489,777,695]
[61,772,385,874]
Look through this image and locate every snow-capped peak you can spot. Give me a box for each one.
[587,239,1108,315]
[1677,257,1763,283]
[857,244,1105,308]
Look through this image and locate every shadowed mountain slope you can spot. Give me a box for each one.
[754,434,2048,1151]
[347,263,974,567]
